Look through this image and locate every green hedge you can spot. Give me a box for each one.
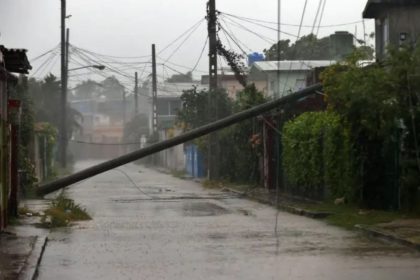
[282,112,355,200]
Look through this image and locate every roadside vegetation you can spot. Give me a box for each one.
[40,195,91,228]
[16,194,90,228]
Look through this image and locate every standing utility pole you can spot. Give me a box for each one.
[207,0,219,180]
[134,72,139,116]
[207,0,218,90]
[60,0,67,168]
[151,44,158,133]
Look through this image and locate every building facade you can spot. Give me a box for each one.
[249,60,335,98]
[363,0,420,60]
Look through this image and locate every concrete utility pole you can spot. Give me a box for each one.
[151,44,158,133]
[37,84,322,195]
[60,0,67,168]
[207,0,219,180]
[66,28,70,75]
[208,0,218,90]
[134,72,139,115]
[122,89,126,126]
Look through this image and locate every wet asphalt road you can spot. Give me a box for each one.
[37,161,420,280]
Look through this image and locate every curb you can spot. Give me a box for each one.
[224,187,331,219]
[355,224,420,252]
[19,236,48,280]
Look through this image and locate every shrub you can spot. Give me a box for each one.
[282,111,355,200]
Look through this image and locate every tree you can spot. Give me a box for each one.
[264,33,374,61]
[100,76,125,99]
[176,85,266,183]
[166,71,193,83]
[29,74,82,142]
[73,79,102,100]
[177,87,232,130]
[123,114,149,143]
[264,34,331,60]
[321,47,420,209]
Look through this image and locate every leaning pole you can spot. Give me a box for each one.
[37,84,322,195]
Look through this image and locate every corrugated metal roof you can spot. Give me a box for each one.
[363,0,420,18]
[252,60,335,72]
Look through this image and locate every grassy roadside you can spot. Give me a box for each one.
[297,202,403,230]
[202,180,419,231]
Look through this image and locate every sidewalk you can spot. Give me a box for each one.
[356,220,420,251]
[0,200,49,280]
[222,185,420,251]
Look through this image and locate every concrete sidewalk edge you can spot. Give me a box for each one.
[19,236,48,280]
[223,187,331,219]
[355,224,420,252]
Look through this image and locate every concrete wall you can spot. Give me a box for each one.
[375,6,420,59]
[267,71,308,98]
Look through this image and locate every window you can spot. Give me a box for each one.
[383,18,389,50]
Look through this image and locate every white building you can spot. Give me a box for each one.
[249,60,335,98]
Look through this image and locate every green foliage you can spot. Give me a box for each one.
[177,84,266,183]
[166,71,193,83]
[219,84,266,182]
[177,86,233,129]
[29,74,82,140]
[264,33,374,61]
[321,46,420,209]
[264,34,331,60]
[41,194,91,228]
[9,76,38,191]
[123,114,149,143]
[36,123,58,179]
[282,112,354,199]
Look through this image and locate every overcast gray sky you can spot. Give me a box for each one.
[0,0,374,86]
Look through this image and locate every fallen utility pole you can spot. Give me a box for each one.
[37,84,322,196]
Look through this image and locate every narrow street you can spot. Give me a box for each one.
[37,161,420,280]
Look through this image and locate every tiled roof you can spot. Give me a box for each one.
[0,45,32,74]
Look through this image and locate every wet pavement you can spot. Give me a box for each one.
[37,161,420,280]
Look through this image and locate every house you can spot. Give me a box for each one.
[147,82,208,132]
[0,45,31,231]
[70,95,130,160]
[201,67,245,99]
[249,60,335,98]
[146,82,208,172]
[363,0,420,60]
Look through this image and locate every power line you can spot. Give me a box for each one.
[316,0,328,36]
[219,10,363,29]
[29,44,60,62]
[282,0,309,95]
[30,51,59,77]
[221,15,279,43]
[192,35,209,73]
[163,20,204,63]
[218,24,249,56]
[219,17,254,53]
[156,57,207,73]
[70,45,150,59]
[158,18,205,55]
[221,13,298,39]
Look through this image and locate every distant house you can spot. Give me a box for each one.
[201,68,245,99]
[363,0,420,60]
[248,60,335,98]
[148,82,208,132]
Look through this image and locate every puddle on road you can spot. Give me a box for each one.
[182,202,231,217]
